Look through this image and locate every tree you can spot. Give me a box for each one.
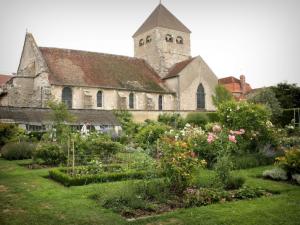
[212,85,234,107]
[247,88,282,122]
[270,82,300,109]
[47,100,76,143]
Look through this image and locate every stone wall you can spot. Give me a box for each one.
[134,27,191,78]
[179,56,218,111]
[51,85,176,110]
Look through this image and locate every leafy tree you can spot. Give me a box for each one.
[47,101,76,143]
[270,82,300,109]
[212,85,234,107]
[247,88,282,122]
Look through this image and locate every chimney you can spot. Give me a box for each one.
[240,75,246,94]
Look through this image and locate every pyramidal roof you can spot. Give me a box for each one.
[133,4,191,37]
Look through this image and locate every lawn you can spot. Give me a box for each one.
[0,159,300,225]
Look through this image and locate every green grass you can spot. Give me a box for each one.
[1,159,300,225]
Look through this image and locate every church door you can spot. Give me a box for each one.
[196,84,205,109]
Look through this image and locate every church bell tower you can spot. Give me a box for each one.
[133,4,191,78]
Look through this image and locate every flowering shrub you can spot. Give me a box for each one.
[217,101,274,152]
[159,136,206,193]
[276,147,300,175]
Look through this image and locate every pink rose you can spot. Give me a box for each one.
[228,135,237,143]
[207,133,215,144]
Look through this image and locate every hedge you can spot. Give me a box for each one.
[49,168,158,186]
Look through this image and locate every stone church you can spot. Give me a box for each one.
[0,3,218,126]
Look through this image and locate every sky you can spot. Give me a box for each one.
[0,0,299,88]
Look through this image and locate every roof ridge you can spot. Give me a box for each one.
[39,46,142,61]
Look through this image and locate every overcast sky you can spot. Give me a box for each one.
[0,0,299,88]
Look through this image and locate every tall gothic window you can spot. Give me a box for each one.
[196,84,205,109]
[158,95,163,111]
[97,90,103,107]
[62,87,72,109]
[129,93,134,109]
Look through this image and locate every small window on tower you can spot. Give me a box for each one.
[165,34,173,42]
[176,36,183,44]
[139,39,144,46]
[146,35,152,43]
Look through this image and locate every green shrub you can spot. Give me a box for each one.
[90,139,123,163]
[185,112,208,128]
[183,186,267,207]
[276,147,300,175]
[33,142,66,165]
[234,186,267,199]
[158,113,185,128]
[231,153,274,169]
[225,176,245,190]
[206,112,219,122]
[49,168,157,186]
[1,142,35,160]
[135,123,169,153]
[113,110,139,137]
[0,123,21,147]
[262,168,288,181]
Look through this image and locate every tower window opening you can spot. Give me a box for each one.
[139,39,144,46]
[146,35,152,43]
[176,36,183,44]
[165,34,173,42]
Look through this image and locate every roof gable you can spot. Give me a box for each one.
[163,57,195,79]
[133,4,191,37]
[40,47,170,93]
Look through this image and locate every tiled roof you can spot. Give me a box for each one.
[0,74,12,86]
[0,107,119,126]
[218,76,240,84]
[163,58,195,79]
[133,4,191,37]
[219,76,252,94]
[40,47,170,93]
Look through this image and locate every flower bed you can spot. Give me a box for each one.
[49,166,158,186]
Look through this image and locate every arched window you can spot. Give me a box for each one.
[139,39,144,46]
[97,90,103,107]
[165,34,173,42]
[62,87,72,109]
[196,84,205,109]
[146,35,152,43]
[129,93,134,109]
[176,36,183,44]
[158,95,163,111]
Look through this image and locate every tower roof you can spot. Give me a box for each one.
[133,4,191,37]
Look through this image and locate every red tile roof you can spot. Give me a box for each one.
[163,57,195,79]
[0,74,12,86]
[219,76,252,99]
[40,47,171,93]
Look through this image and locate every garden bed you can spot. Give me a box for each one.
[93,182,276,219]
[49,166,158,186]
